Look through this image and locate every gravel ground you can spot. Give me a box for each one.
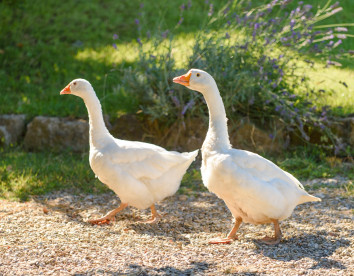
[0,178,353,275]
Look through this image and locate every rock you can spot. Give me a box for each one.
[343,117,354,146]
[350,118,354,146]
[110,114,144,141]
[160,117,207,152]
[24,116,89,152]
[289,117,354,148]
[111,115,284,153]
[99,115,206,152]
[0,126,11,146]
[331,117,354,147]
[0,114,26,146]
[103,114,112,130]
[16,113,352,153]
[230,118,284,153]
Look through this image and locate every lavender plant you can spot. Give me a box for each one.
[115,0,351,154]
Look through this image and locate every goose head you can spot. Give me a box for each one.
[173,69,215,94]
[60,79,93,98]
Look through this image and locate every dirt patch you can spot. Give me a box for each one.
[0,179,353,275]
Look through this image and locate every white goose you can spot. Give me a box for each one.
[173,69,321,245]
[60,79,198,224]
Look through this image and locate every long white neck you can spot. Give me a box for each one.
[201,81,231,152]
[82,90,112,148]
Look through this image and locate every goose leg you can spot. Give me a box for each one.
[140,204,161,224]
[209,217,242,244]
[88,203,128,225]
[257,219,282,245]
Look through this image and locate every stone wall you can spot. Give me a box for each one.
[0,114,353,154]
[24,116,89,152]
[0,114,26,146]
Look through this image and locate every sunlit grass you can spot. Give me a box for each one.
[75,34,197,68]
[307,64,354,114]
[75,45,137,66]
[0,148,107,201]
[75,30,354,115]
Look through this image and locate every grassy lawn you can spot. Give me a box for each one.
[0,148,107,201]
[1,147,352,201]
[0,0,353,118]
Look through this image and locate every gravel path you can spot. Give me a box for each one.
[0,178,353,275]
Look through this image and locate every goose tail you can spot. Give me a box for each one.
[298,194,322,205]
[182,149,199,161]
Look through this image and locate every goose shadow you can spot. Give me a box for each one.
[74,261,211,276]
[32,190,231,243]
[253,231,350,270]
[115,198,230,243]
[31,191,145,228]
[117,193,236,243]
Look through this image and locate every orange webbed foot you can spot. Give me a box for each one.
[208,236,237,244]
[138,204,161,224]
[256,236,281,245]
[88,216,115,225]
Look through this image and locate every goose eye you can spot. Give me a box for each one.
[196,73,200,77]
[73,82,77,85]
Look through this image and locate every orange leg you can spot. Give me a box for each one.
[209,217,243,244]
[139,204,161,224]
[257,219,282,245]
[88,203,128,225]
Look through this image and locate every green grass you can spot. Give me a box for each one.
[0,147,108,201]
[274,149,354,180]
[0,0,226,118]
[0,0,353,118]
[1,146,352,201]
[342,181,354,197]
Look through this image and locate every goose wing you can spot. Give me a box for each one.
[109,139,193,180]
[228,149,304,190]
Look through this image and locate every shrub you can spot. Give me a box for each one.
[115,0,351,155]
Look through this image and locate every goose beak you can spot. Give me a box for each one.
[173,71,191,87]
[60,83,71,95]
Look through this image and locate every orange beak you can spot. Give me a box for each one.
[173,71,191,87]
[60,83,71,95]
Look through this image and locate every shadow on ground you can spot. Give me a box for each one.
[33,190,228,244]
[75,261,210,276]
[254,232,350,270]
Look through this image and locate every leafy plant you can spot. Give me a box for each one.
[116,0,352,155]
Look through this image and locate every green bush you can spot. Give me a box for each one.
[118,0,352,155]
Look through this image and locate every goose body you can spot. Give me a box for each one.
[173,69,320,244]
[89,137,197,210]
[201,148,318,225]
[60,79,198,223]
